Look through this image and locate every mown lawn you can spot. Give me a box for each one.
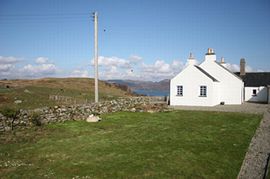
[0,111,261,178]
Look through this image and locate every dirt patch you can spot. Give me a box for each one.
[0,95,9,103]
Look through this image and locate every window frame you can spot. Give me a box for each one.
[252,89,257,96]
[199,85,207,97]
[176,85,183,96]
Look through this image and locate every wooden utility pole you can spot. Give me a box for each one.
[93,12,98,103]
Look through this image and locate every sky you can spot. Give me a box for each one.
[0,0,270,81]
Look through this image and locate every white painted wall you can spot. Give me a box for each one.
[245,86,268,102]
[199,55,244,105]
[268,87,270,104]
[170,65,219,106]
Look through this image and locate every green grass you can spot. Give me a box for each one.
[0,111,261,178]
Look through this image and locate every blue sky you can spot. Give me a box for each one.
[0,0,269,81]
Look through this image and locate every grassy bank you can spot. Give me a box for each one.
[0,78,130,110]
[0,111,261,178]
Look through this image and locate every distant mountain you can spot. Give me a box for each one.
[107,79,170,96]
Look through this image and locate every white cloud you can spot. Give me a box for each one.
[0,56,21,78]
[1,54,263,81]
[35,57,49,64]
[20,63,57,77]
[100,66,122,80]
[140,60,185,81]
[92,56,131,68]
[0,56,20,64]
[70,70,89,77]
[223,63,240,72]
[0,64,13,72]
[128,55,143,64]
[224,63,254,72]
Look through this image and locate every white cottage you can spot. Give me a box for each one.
[170,48,244,106]
[234,60,270,103]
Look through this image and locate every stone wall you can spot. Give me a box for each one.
[0,97,167,132]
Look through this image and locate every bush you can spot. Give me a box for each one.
[30,112,42,126]
[0,108,20,130]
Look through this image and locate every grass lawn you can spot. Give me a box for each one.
[0,111,261,178]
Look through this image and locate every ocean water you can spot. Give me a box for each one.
[133,89,169,96]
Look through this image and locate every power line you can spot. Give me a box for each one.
[0,14,91,25]
[0,13,90,24]
[0,12,90,18]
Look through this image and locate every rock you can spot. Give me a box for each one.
[86,114,101,123]
[147,110,155,113]
[131,108,136,112]
[14,100,22,104]
[4,126,11,132]
[24,89,31,93]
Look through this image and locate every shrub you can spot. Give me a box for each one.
[0,108,20,130]
[30,112,42,126]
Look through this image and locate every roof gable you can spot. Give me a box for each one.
[171,64,219,82]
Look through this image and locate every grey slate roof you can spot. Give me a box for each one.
[194,65,219,82]
[235,72,270,87]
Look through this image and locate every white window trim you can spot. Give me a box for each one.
[176,85,183,96]
[199,85,207,97]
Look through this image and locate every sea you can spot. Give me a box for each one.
[133,89,169,97]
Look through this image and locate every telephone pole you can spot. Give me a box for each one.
[93,12,98,103]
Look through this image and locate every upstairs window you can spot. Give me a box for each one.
[200,86,207,97]
[177,85,183,96]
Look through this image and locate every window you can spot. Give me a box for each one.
[252,89,257,96]
[200,86,207,97]
[177,85,183,96]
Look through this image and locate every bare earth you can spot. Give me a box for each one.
[170,103,270,178]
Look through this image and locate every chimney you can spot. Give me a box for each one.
[220,57,225,64]
[205,48,216,62]
[187,52,196,66]
[240,58,246,76]
[206,48,215,55]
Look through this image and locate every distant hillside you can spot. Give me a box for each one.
[107,79,170,96]
[0,78,131,110]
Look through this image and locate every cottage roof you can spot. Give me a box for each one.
[214,61,243,81]
[194,65,219,82]
[235,72,270,87]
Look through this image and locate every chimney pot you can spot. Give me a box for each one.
[220,57,225,64]
[206,48,215,55]
[187,52,196,65]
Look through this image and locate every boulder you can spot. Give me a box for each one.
[24,89,31,93]
[14,100,22,104]
[86,114,101,123]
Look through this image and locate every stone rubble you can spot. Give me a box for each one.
[0,97,168,132]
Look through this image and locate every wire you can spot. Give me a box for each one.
[0,12,90,18]
[0,13,91,24]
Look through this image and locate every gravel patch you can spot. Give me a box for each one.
[170,102,269,114]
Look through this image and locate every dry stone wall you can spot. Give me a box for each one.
[0,97,167,132]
